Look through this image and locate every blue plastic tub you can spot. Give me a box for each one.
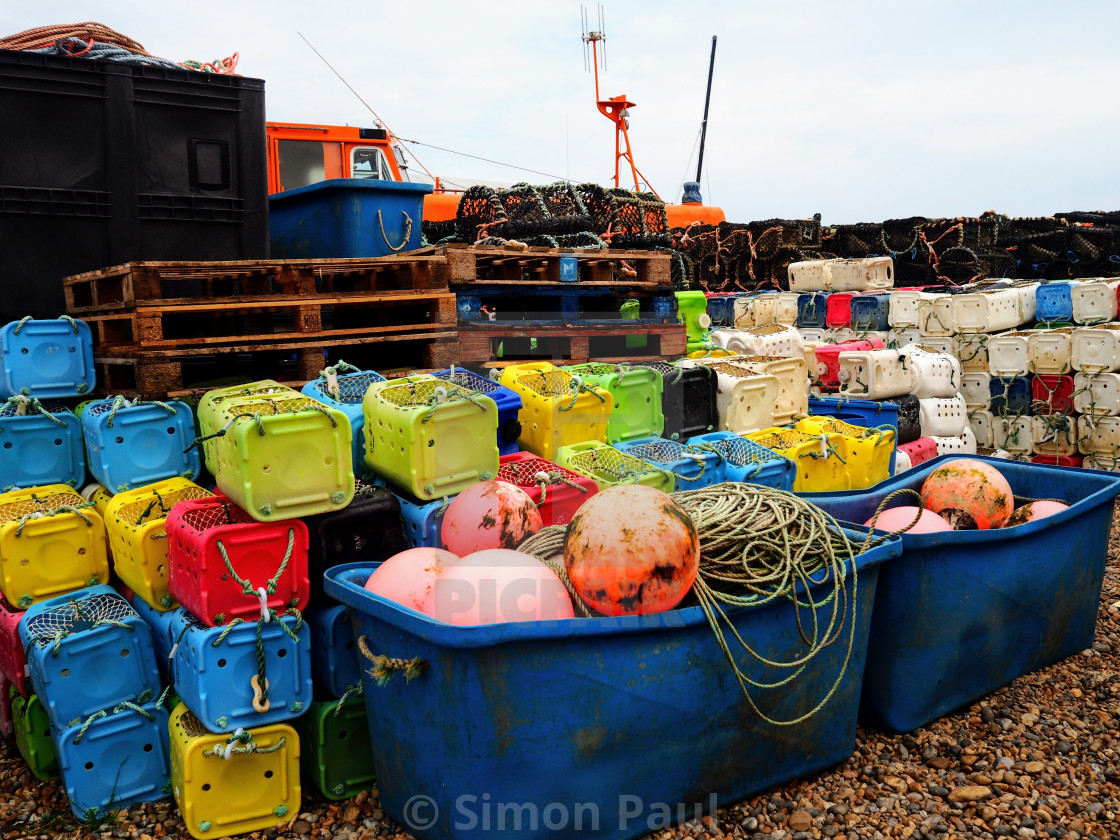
[431,368,523,456]
[796,292,828,329]
[614,436,727,490]
[325,526,900,840]
[808,397,900,474]
[0,399,84,490]
[0,317,95,399]
[849,293,891,332]
[804,454,1120,732]
[269,179,433,259]
[685,431,796,489]
[1034,281,1076,323]
[990,377,1033,416]
[706,294,740,328]
[302,369,388,468]
[306,603,362,700]
[394,489,450,549]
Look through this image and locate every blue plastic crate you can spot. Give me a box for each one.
[706,294,739,328]
[803,454,1120,732]
[614,436,727,490]
[849,293,891,332]
[167,608,312,733]
[302,367,388,468]
[306,604,362,700]
[431,368,523,456]
[684,431,796,489]
[796,293,829,329]
[1034,281,1076,323]
[324,526,900,840]
[81,398,200,493]
[0,399,84,490]
[19,585,161,730]
[989,377,1033,416]
[0,317,95,399]
[393,489,451,549]
[54,701,171,819]
[808,397,900,474]
[128,595,178,678]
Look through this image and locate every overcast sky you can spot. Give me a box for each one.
[6,2,1119,223]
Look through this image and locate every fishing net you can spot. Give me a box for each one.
[307,371,386,405]
[0,489,88,527]
[372,379,481,411]
[23,590,137,647]
[431,368,501,393]
[179,499,257,534]
[116,484,213,528]
[564,446,666,485]
[691,435,783,470]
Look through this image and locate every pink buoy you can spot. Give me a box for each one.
[441,480,543,557]
[364,547,460,613]
[864,505,953,534]
[422,548,575,626]
[1002,500,1069,528]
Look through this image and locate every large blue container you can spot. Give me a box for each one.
[325,528,900,840]
[81,398,200,492]
[269,179,433,259]
[0,399,84,491]
[804,455,1120,732]
[614,436,727,489]
[431,368,523,456]
[848,293,891,332]
[796,293,828,329]
[684,431,796,489]
[1034,281,1076,323]
[302,368,388,468]
[0,317,95,399]
[808,397,900,474]
[306,603,362,700]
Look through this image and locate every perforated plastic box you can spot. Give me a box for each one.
[81,398,199,493]
[0,317,95,399]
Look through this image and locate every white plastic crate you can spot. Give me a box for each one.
[845,329,890,345]
[1071,279,1120,325]
[920,295,957,337]
[1026,329,1074,376]
[918,394,968,437]
[788,260,832,292]
[803,341,827,381]
[992,416,1033,455]
[828,257,894,291]
[774,293,801,325]
[888,327,922,349]
[902,344,961,399]
[893,447,912,474]
[953,333,991,372]
[1030,414,1078,457]
[837,349,912,399]
[1084,453,1120,472]
[910,336,955,357]
[1077,415,1120,456]
[951,284,1039,334]
[798,327,829,343]
[888,291,941,329]
[931,429,977,457]
[1073,371,1120,416]
[708,328,739,350]
[986,330,1034,378]
[968,410,995,449]
[960,372,992,410]
[705,363,779,435]
[1071,325,1120,373]
[721,324,803,359]
[721,355,809,425]
[733,296,778,329]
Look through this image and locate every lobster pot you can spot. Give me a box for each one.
[887,327,923,349]
[733,295,777,328]
[168,609,312,733]
[196,381,301,475]
[911,335,954,356]
[919,295,956,338]
[902,345,961,399]
[614,436,728,491]
[1030,415,1079,457]
[986,331,1033,377]
[888,291,938,329]
[1032,454,1082,467]
[918,395,968,438]
[795,293,829,329]
[796,417,895,489]
[1073,372,1120,416]
[55,702,171,819]
[0,318,95,399]
[850,293,891,332]
[432,368,524,456]
[1032,375,1075,416]
[166,496,310,627]
[1071,279,1120,324]
[1027,329,1075,376]
[683,431,796,489]
[837,349,911,400]
[297,697,375,801]
[931,430,977,457]
[392,489,451,549]
[968,411,995,449]
[105,478,212,612]
[12,689,59,781]
[884,395,921,444]
[129,595,178,677]
[951,285,1038,333]
[81,399,200,493]
[744,428,848,492]
[1071,325,1120,373]
[814,341,879,391]
[1079,416,1120,456]
[555,442,675,493]
[306,604,362,700]
[787,259,831,291]
[496,452,598,527]
[0,400,84,490]
[499,364,612,462]
[990,377,1033,417]
[0,596,28,696]
[700,362,778,434]
[828,257,895,291]
[722,324,804,359]
[825,293,855,328]
[897,437,938,467]
[993,416,1033,455]
[677,291,711,340]
[953,333,991,372]
[1035,281,1079,324]
[0,484,109,607]
[773,292,801,325]
[723,355,808,425]
[804,342,826,385]
[798,327,829,343]
[301,368,387,467]
[893,448,912,474]
[1084,453,1120,472]
[18,585,160,729]
[564,364,664,443]
[706,295,736,329]
[638,363,718,442]
[170,705,300,840]
[707,328,740,350]
[960,372,992,410]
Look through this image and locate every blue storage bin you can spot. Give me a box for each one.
[270,178,433,259]
[796,293,828,329]
[81,398,200,493]
[0,398,84,491]
[431,368,523,456]
[302,367,388,468]
[393,489,451,549]
[989,377,1033,416]
[0,317,95,399]
[19,585,161,730]
[613,436,727,490]
[706,294,739,328]
[684,431,796,489]
[55,701,171,819]
[849,293,891,332]
[1034,281,1076,323]
[804,454,1120,732]
[324,526,900,840]
[129,595,179,678]
[306,603,362,700]
[808,397,900,474]
[168,608,312,733]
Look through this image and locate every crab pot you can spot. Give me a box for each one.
[296,697,376,801]
[0,595,28,696]
[808,397,900,474]
[391,489,452,550]
[18,585,161,730]
[745,428,849,492]
[703,293,736,329]
[301,368,387,468]
[129,594,179,678]
[564,364,665,443]
[698,361,778,434]
[825,292,856,328]
[499,364,613,462]
[431,368,524,456]
[167,609,312,733]
[306,604,362,701]
[495,452,598,527]
[81,399,200,493]
[196,380,301,474]
[683,432,796,490]
[170,704,300,840]
[613,436,728,490]
[556,441,675,493]
[849,292,891,332]
[0,400,84,491]
[1034,281,1078,323]
[676,290,711,338]
[806,454,1120,732]
[989,377,1033,417]
[882,395,921,444]
[0,318,95,399]
[55,702,171,819]
[896,437,938,467]
[795,293,829,328]
[166,496,310,627]
[796,417,895,489]
[1031,454,1082,468]
[324,529,899,840]
[11,688,59,781]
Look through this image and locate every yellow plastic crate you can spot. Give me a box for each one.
[555,441,675,493]
[500,366,613,461]
[196,381,302,475]
[170,704,300,840]
[104,478,213,611]
[796,416,896,489]
[0,484,109,607]
[362,375,499,501]
[198,391,354,522]
[745,428,849,492]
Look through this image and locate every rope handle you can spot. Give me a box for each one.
[378,209,413,253]
[357,636,428,686]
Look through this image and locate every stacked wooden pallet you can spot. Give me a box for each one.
[64,255,458,399]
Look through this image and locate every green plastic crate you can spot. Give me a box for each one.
[12,688,59,781]
[296,697,375,801]
[555,441,675,492]
[564,364,665,443]
[675,290,709,344]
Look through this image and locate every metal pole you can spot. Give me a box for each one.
[695,35,717,184]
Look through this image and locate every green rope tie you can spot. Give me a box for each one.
[203,732,287,758]
[533,470,589,506]
[558,375,606,411]
[356,636,427,686]
[13,501,94,537]
[5,396,67,425]
[288,701,303,713]
[333,682,364,717]
[420,384,488,423]
[199,821,211,833]
[11,316,33,335]
[105,395,178,428]
[16,594,32,608]
[274,806,288,818]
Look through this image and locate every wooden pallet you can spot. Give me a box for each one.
[455,284,677,326]
[64,255,447,313]
[459,323,686,366]
[80,291,456,349]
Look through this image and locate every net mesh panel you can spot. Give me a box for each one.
[626,440,686,464]
[744,323,789,336]
[23,591,137,646]
[567,447,659,483]
[309,372,386,405]
[751,429,816,451]
[699,436,781,467]
[454,186,508,241]
[0,400,68,418]
[180,500,257,533]
[209,385,294,409]
[226,395,325,418]
[375,379,472,408]
[84,402,117,418]
[116,485,213,528]
[496,458,583,487]
[538,183,587,218]
[178,708,211,739]
[814,418,879,439]
[703,361,761,379]
[515,370,581,398]
[0,490,86,525]
[432,369,499,394]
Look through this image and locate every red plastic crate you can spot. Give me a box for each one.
[166,496,310,627]
[0,596,27,698]
[1031,375,1075,415]
[898,437,938,466]
[1030,454,1083,468]
[814,339,881,390]
[825,292,856,328]
[497,452,598,527]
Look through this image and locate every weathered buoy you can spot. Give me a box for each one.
[1003,499,1069,528]
[364,547,460,613]
[864,505,953,534]
[920,458,1014,529]
[441,480,542,556]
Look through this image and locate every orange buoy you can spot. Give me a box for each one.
[919,458,1014,530]
[563,485,699,616]
[441,480,543,556]
[1003,499,1069,528]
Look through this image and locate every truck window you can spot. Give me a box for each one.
[277,139,326,190]
[351,147,392,180]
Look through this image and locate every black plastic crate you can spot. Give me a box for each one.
[0,50,268,321]
[640,362,719,441]
[883,394,921,444]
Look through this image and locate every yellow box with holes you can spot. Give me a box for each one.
[0,484,109,607]
[499,363,613,461]
[796,417,896,489]
[169,704,301,840]
[555,441,675,493]
[744,428,850,492]
[104,478,212,611]
[196,381,302,475]
[198,390,353,522]
[362,375,499,501]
